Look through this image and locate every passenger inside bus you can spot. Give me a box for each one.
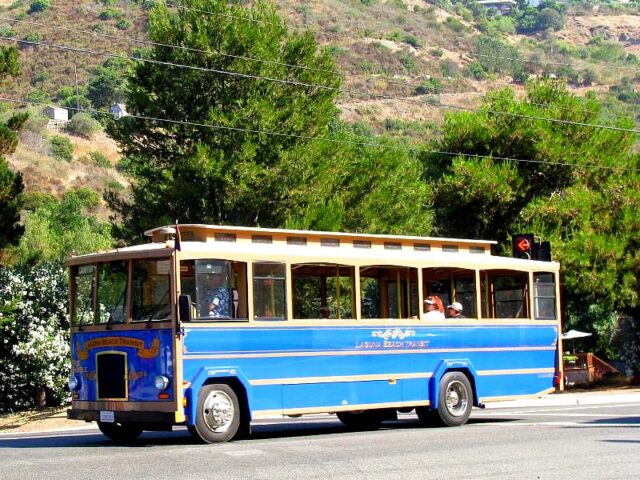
[422,295,445,321]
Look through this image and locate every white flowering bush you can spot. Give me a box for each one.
[0,263,70,412]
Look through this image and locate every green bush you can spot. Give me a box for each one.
[99,8,121,20]
[0,25,15,38]
[415,77,443,95]
[445,16,465,33]
[402,34,422,49]
[28,0,50,14]
[66,112,101,139]
[23,32,41,42]
[463,62,487,81]
[115,19,133,30]
[88,150,111,168]
[536,8,564,32]
[49,135,73,161]
[25,89,49,103]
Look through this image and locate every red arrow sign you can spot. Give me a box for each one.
[516,238,531,252]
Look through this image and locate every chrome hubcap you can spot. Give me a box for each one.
[202,390,235,432]
[445,380,468,417]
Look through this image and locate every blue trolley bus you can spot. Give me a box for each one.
[66,224,563,442]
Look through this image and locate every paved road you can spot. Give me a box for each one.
[1,402,638,480]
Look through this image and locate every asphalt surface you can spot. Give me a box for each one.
[0,389,639,480]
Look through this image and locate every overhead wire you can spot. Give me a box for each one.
[1,35,638,135]
[1,96,636,173]
[162,1,639,74]
[0,14,605,118]
[0,15,623,120]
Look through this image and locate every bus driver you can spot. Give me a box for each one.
[204,271,230,318]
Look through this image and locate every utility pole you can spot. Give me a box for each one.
[74,63,80,113]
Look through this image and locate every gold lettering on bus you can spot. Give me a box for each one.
[76,337,160,360]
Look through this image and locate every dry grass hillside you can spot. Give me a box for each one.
[1,0,639,207]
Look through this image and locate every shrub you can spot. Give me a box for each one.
[115,19,132,30]
[402,34,422,49]
[463,62,487,80]
[49,135,73,161]
[99,8,121,20]
[23,32,41,42]
[88,150,111,168]
[25,89,49,103]
[536,8,564,32]
[66,112,101,139]
[28,0,50,14]
[415,77,443,95]
[0,263,70,412]
[445,17,465,33]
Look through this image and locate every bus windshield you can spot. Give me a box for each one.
[71,258,171,325]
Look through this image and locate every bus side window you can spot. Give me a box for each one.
[253,262,286,320]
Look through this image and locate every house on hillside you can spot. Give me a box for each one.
[110,103,128,120]
[43,106,69,122]
[477,0,518,14]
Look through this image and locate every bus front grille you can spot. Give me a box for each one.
[96,352,127,400]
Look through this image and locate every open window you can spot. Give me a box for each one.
[292,263,354,319]
[253,262,287,321]
[179,259,248,320]
[423,267,477,318]
[481,270,529,319]
[360,266,418,319]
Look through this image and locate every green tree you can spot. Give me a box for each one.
[87,58,133,109]
[10,189,113,265]
[0,46,25,251]
[107,0,341,241]
[421,81,639,369]
[536,8,564,31]
[284,124,432,235]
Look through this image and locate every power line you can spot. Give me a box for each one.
[0,15,344,80]
[0,17,619,120]
[162,1,637,75]
[2,35,638,135]
[0,14,602,118]
[1,96,636,173]
[0,16,597,113]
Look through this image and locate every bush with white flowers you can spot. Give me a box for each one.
[0,263,70,412]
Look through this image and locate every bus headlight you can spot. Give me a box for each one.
[154,375,170,391]
[68,375,81,391]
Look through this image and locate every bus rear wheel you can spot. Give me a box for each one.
[436,372,474,427]
[337,410,383,430]
[97,421,143,442]
[191,383,241,443]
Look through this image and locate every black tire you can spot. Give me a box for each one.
[191,383,241,443]
[434,371,473,427]
[97,421,143,442]
[337,410,383,430]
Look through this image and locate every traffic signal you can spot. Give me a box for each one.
[512,234,535,259]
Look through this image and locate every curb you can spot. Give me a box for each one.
[484,389,640,409]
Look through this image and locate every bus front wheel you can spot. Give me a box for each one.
[192,383,241,443]
[97,421,143,442]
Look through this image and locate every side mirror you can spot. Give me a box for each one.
[178,294,192,322]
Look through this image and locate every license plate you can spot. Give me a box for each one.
[100,411,115,423]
